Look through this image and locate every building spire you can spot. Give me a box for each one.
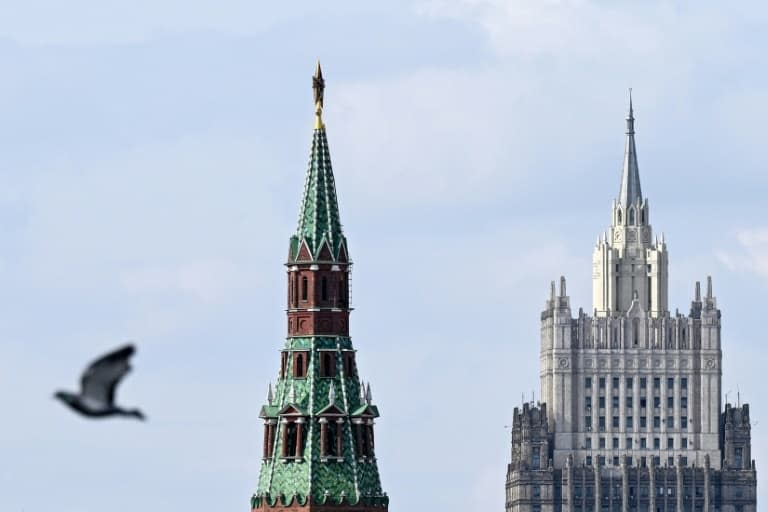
[618,89,642,208]
[289,62,347,263]
[313,60,325,130]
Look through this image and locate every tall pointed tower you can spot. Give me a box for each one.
[252,64,388,512]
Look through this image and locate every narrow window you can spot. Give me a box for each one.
[301,276,308,301]
[320,352,335,378]
[641,209,645,224]
[633,318,640,346]
[321,276,328,301]
[343,352,355,375]
[617,209,623,224]
[629,207,635,225]
[280,352,289,378]
[532,447,541,469]
[293,352,308,378]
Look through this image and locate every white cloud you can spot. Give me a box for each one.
[718,228,768,281]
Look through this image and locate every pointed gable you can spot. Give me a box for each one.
[296,240,312,262]
[317,239,333,261]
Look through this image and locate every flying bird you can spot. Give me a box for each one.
[55,344,145,420]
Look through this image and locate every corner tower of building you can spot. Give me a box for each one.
[252,63,388,512]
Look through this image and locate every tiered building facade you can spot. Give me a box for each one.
[252,64,388,512]
[506,97,757,511]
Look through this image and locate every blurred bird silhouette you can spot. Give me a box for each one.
[55,344,145,420]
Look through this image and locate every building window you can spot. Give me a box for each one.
[343,352,355,375]
[640,438,647,449]
[320,418,343,458]
[667,438,674,449]
[293,351,309,378]
[633,317,639,346]
[654,396,661,408]
[681,377,688,390]
[599,377,606,389]
[586,437,592,449]
[667,377,674,389]
[612,396,619,408]
[319,352,335,378]
[532,485,540,498]
[281,419,306,459]
[617,209,622,224]
[640,378,647,390]
[641,209,645,224]
[653,416,660,429]
[667,396,674,408]
[612,437,619,449]
[585,396,592,409]
[301,276,308,301]
[585,377,592,389]
[681,416,688,429]
[613,416,619,428]
[626,437,632,449]
[532,447,541,469]
[598,456,605,466]
[654,438,660,449]
[613,456,620,466]
[640,416,647,428]
[599,437,606,449]
[262,420,276,459]
[585,416,592,429]
[667,416,674,428]
[599,396,606,408]
[626,377,633,389]
[626,416,633,429]
[280,352,289,378]
[321,276,328,301]
[613,377,619,390]
[586,456,593,466]
[682,438,688,449]
[735,447,743,467]
[626,396,633,408]
[681,397,688,409]
[629,207,635,225]
[654,378,660,390]
[640,397,647,409]
[599,416,606,431]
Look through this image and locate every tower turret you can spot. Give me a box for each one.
[253,64,388,512]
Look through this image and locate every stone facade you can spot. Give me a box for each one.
[507,98,757,511]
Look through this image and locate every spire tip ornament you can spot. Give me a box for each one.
[313,60,325,129]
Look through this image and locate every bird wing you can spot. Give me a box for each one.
[80,344,135,405]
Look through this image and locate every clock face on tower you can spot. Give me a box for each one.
[614,230,623,242]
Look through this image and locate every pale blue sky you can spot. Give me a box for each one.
[1,1,767,511]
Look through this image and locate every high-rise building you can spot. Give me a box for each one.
[251,64,388,512]
[506,96,757,511]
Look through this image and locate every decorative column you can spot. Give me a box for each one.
[564,455,574,512]
[281,419,291,457]
[649,457,656,512]
[295,418,305,458]
[621,457,629,512]
[704,454,711,512]
[367,420,375,456]
[594,459,602,512]
[676,456,683,512]
[319,417,328,457]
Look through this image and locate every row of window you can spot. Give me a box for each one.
[586,396,688,409]
[585,415,689,431]
[586,376,689,391]
[262,418,374,460]
[279,350,356,379]
[288,274,348,307]
[616,206,645,226]
[584,455,688,468]
[573,481,705,499]
[586,436,689,450]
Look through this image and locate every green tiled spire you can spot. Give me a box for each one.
[289,63,348,263]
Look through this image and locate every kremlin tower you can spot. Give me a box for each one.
[251,64,388,512]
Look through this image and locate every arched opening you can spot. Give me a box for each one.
[629,207,635,226]
[320,352,335,377]
[633,318,640,346]
[321,276,328,301]
[617,209,623,225]
[640,208,645,224]
[301,276,308,301]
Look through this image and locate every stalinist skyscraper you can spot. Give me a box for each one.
[506,96,757,511]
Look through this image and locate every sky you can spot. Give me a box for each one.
[0,1,767,510]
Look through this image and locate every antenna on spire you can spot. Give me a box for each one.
[707,275,713,299]
[312,60,325,129]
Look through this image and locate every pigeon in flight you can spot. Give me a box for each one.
[55,344,145,420]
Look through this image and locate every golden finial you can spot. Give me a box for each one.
[312,60,325,129]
